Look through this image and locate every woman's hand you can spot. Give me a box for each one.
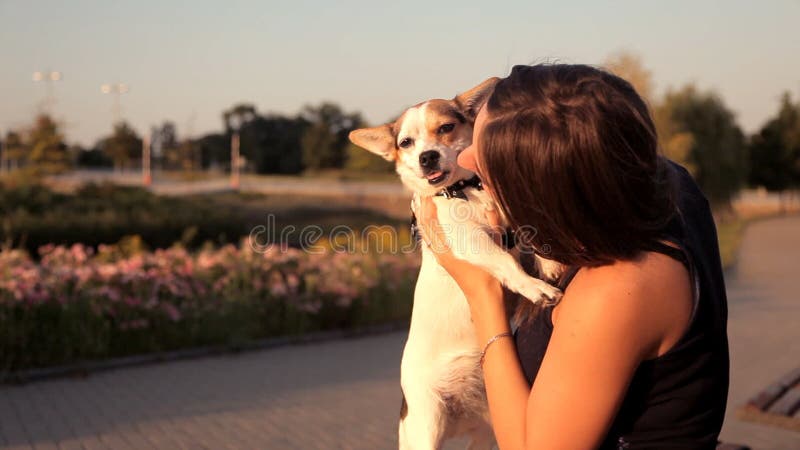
[414,196,504,306]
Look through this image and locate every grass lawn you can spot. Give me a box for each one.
[717,219,745,270]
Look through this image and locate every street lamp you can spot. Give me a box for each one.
[231,132,240,189]
[32,70,62,114]
[101,83,129,124]
[142,132,152,187]
[0,132,5,175]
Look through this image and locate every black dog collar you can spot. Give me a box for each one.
[410,175,515,249]
[435,174,483,200]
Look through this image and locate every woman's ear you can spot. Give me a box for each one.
[454,77,500,120]
[349,124,396,161]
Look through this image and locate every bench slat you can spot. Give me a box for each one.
[777,366,800,389]
[767,388,800,416]
[747,382,786,410]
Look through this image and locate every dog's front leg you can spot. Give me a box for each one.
[434,201,561,303]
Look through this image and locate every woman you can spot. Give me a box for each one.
[416,64,729,449]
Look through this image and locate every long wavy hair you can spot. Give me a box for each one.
[479,64,677,268]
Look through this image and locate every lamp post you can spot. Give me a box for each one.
[101,83,129,124]
[0,133,5,175]
[32,70,62,115]
[142,133,152,187]
[231,132,240,189]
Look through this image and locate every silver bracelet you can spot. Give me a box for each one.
[479,331,513,367]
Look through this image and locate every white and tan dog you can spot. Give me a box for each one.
[349,79,563,450]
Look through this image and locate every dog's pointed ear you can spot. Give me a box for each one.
[455,77,500,120]
[349,124,396,161]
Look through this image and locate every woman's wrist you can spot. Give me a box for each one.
[465,280,511,342]
[462,276,503,306]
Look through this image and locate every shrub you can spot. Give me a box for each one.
[0,241,419,372]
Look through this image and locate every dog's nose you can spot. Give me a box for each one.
[419,150,440,169]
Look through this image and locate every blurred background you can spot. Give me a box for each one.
[0,1,798,449]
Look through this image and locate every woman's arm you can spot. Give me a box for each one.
[416,197,692,450]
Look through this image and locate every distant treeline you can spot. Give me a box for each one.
[2,53,800,207]
[0,102,393,179]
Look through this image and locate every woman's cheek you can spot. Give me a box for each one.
[457,146,478,172]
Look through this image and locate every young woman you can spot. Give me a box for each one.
[416,64,729,449]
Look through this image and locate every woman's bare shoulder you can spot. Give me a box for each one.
[552,251,693,359]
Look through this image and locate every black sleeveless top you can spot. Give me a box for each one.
[514,161,730,449]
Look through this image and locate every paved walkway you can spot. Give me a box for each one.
[718,216,800,449]
[1,216,799,450]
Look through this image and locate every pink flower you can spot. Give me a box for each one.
[162,303,182,322]
[96,264,118,280]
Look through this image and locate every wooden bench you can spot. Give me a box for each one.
[737,366,800,432]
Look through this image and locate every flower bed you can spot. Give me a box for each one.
[0,241,419,372]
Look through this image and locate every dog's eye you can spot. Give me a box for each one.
[399,138,413,149]
[437,123,455,134]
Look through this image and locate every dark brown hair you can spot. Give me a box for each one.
[480,64,676,267]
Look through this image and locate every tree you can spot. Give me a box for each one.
[749,93,800,192]
[194,133,229,170]
[603,51,695,172]
[247,114,308,174]
[75,146,113,168]
[27,115,70,175]
[151,121,178,167]
[100,122,142,171]
[219,104,309,174]
[301,102,361,171]
[603,50,654,104]
[223,104,258,134]
[344,140,395,173]
[2,131,26,171]
[658,85,747,206]
[343,116,394,173]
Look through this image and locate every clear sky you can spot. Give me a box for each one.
[1,0,798,146]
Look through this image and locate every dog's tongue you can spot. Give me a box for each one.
[425,171,443,180]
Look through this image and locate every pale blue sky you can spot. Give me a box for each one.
[1,0,798,146]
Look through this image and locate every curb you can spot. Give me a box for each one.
[1,320,409,385]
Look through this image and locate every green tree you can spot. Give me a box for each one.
[75,146,113,168]
[344,140,395,173]
[27,115,70,175]
[658,85,747,206]
[603,51,695,172]
[1,131,27,171]
[152,121,181,170]
[223,104,258,134]
[749,93,800,192]
[248,114,308,174]
[194,133,229,170]
[343,116,394,173]
[603,50,654,104]
[301,102,361,171]
[100,122,142,171]
[219,104,309,174]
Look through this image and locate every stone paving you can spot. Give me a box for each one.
[1,216,799,450]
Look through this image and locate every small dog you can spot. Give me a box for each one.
[349,78,563,449]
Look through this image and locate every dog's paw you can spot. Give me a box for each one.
[535,256,566,283]
[537,283,563,304]
[513,277,563,305]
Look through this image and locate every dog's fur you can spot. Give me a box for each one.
[349,79,564,449]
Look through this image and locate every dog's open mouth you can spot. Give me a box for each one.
[425,170,449,185]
